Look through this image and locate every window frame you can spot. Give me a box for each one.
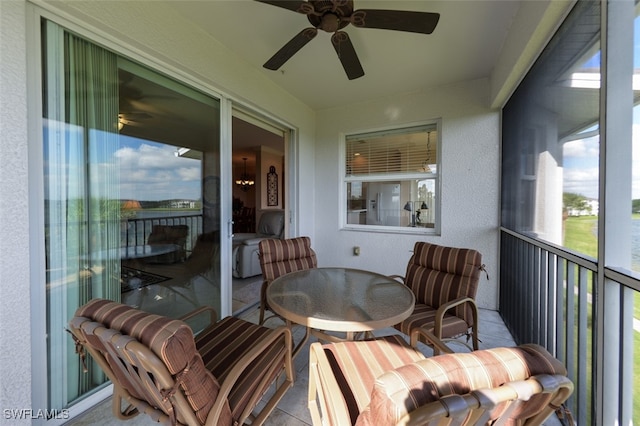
[340,120,442,234]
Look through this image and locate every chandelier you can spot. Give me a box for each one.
[235,157,255,192]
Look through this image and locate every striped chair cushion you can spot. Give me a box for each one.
[75,299,230,426]
[401,242,482,329]
[258,236,317,282]
[356,344,567,426]
[320,335,425,425]
[195,316,288,423]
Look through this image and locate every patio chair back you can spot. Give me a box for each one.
[258,236,317,324]
[407,241,483,323]
[395,241,486,351]
[68,298,293,426]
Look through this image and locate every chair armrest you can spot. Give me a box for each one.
[409,297,478,353]
[179,306,217,324]
[434,296,478,336]
[410,328,453,354]
[178,307,218,337]
[207,325,293,424]
[308,342,352,426]
[242,237,270,246]
[399,374,573,426]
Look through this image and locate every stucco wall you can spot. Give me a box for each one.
[313,79,500,310]
[0,1,33,422]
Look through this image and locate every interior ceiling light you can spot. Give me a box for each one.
[235,157,255,192]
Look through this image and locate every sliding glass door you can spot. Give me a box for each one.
[42,19,222,410]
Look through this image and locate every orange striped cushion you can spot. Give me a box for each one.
[259,236,317,283]
[321,335,425,425]
[405,242,482,325]
[75,299,229,426]
[357,344,566,425]
[195,316,288,423]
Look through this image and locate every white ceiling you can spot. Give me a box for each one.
[171,1,521,110]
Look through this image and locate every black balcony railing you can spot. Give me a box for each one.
[500,227,640,425]
[122,213,203,254]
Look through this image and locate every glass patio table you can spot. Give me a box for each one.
[266,267,415,357]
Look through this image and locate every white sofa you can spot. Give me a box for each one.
[232,210,284,278]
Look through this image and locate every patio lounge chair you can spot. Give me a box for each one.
[308,329,574,425]
[393,241,487,353]
[68,299,293,426]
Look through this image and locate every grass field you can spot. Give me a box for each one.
[563,215,638,423]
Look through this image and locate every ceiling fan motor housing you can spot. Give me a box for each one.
[307,0,353,32]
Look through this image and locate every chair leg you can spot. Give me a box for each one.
[471,322,479,351]
[111,387,138,420]
[470,303,480,350]
[259,281,268,325]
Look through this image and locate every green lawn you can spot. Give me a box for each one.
[564,215,638,423]
[563,216,597,258]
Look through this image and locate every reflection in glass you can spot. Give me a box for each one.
[42,20,220,410]
[502,3,600,254]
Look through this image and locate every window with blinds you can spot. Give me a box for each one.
[342,122,441,234]
[345,125,437,177]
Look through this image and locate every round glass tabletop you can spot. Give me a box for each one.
[266,267,415,332]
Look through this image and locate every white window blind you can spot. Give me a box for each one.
[346,125,437,177]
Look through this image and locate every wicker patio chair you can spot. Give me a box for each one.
[393,241,487,353]
[308,329,574,426]
[68,298,293,426]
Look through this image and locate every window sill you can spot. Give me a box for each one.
[341,224,440,235]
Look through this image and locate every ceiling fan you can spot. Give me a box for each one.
[118,70,177,129]
[256,0,440,80]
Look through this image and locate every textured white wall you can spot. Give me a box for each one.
[314,79,500,309]
[0,0,33,421]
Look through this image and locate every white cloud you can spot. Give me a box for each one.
[114,142,201,200]
[563,137,599,157]
[563,166,599,199]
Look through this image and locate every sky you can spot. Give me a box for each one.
[116,135,201,201]
[562,120,640,201]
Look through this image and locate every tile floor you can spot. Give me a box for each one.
[67,307,561,426]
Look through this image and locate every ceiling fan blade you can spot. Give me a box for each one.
[331,31,364,80]
[350,9,440,34]
[254,0,315,15]
[264,28,318,70]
